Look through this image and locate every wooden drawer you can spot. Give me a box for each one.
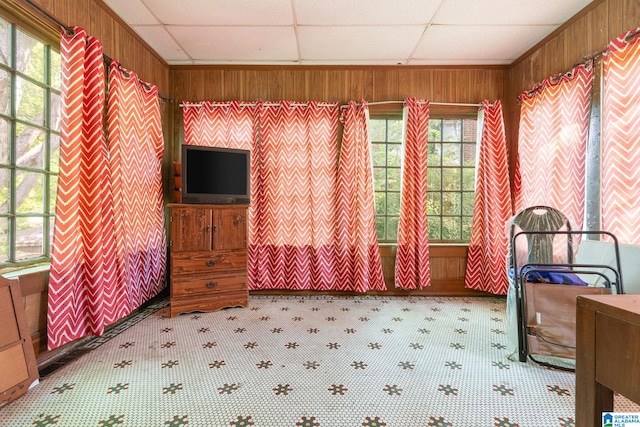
[167,204,249,318]
[171,273,247,298]
[170,291,248,317]
[171,250,247,275]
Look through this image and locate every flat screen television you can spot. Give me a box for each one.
[181,144,250,204]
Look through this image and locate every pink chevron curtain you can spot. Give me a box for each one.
[107,61,166,308]
[394,98,431,289]
[182,101,260,251]
[48,28,120,349]
[182,101,385,291]
[602,28,640,245]
[249,102,341,290]
[183,101,256,150]
[515,60,594,229]
[464,100,513,295]
[335,101,386,292]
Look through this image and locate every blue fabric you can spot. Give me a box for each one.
[509,266,589,286]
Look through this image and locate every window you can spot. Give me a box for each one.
[427,118,477,241]
[371,116,477,243]
[371,118,403,242]
[0,15,61,265]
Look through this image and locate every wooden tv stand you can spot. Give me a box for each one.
[167,203,249,317]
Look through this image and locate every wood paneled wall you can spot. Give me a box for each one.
[13,0,636,360]
[11,0,640,362]
[503,0,640,181]
[169,66,505,296]
[169,66,504,157]
[170,67,503,103]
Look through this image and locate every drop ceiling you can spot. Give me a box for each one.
[102,0,593,66]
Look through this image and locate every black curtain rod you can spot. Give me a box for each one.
[24,0,174,104]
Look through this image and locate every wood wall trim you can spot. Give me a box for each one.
[378,244,468,257]
[169,64,509,72]
[250,287,491,298]
[0,1,58,46]
[91,0,168,67]
[71,0,169,68]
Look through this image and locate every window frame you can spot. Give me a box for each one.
[370,113,403,243]
[370,105,478,245]
[0,9,61,267]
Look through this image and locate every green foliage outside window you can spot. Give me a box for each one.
[0,17,61,264]
[371,117,477,243]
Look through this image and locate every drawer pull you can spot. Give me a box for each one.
[206,259,219,267]
[205,281,218,289]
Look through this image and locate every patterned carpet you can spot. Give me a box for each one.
[0,295,637,427]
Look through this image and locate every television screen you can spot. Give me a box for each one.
[181,145,250,204]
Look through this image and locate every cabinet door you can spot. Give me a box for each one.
[170,207,213,252]
[214,207,247,250]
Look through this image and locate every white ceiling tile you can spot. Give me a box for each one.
[101,0,593,65]
[294,0,441,25]
[103,0,159,25]
[432,0,592,25]
[167,26,299,62]
[412,25,558,62]
[298,26,424,62]
[132,26,190,61]
[141,0,294,25]
[166,60,198,65]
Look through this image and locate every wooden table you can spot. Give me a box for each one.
[576,294,640,427]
